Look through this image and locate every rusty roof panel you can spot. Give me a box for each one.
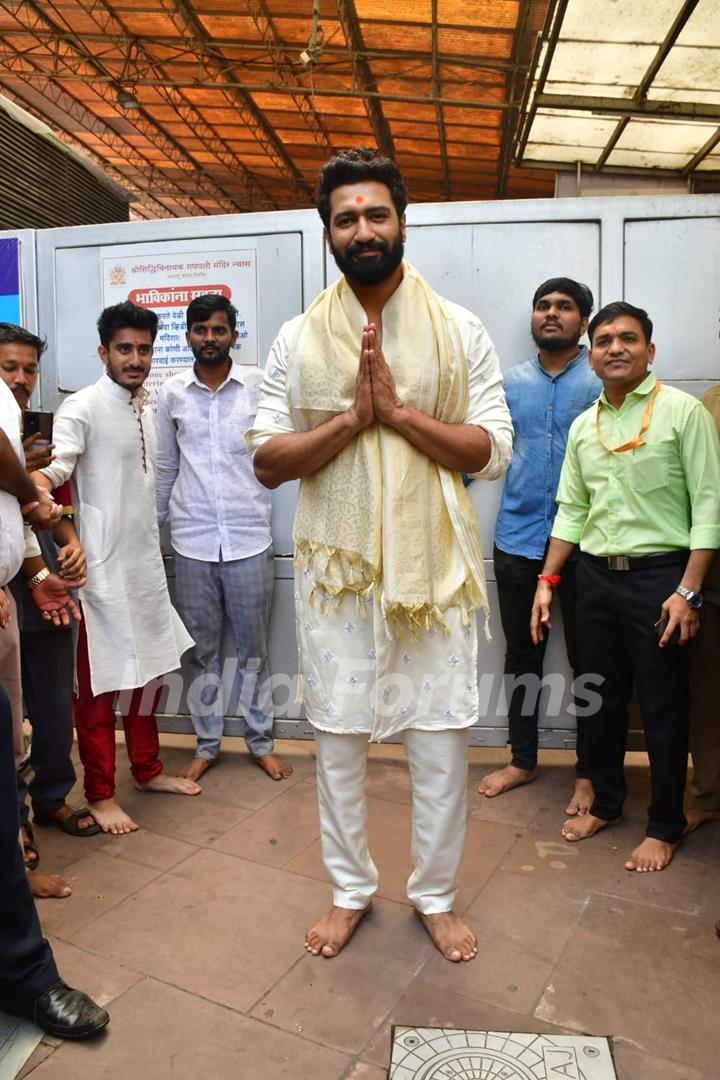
[0,0,555,216]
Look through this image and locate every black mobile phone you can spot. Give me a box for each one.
[23,410,53,445]
[654,615,681,646]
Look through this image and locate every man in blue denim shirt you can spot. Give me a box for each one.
[479,278,600,811]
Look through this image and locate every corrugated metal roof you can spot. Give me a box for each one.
[515,0,720,180]
[0,0,553,218]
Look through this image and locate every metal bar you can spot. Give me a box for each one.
[0,67,515,111]
[682,126,720,175]
[431,0,450,199]
[496,0,531,198]
[514,0,567,163]
[335,0,395,156]
[0,32,529,75]
[537,93,720,122]
[594,0,701,170]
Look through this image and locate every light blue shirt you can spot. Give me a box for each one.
[494,347,600,559]
[156,364,272,562]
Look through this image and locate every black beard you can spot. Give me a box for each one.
[532,330,581,353]
[330,235,404,286]
[190,343,232,368]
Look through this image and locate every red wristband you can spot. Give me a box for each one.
[538,574,561,588]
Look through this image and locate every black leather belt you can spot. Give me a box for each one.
[582,551,689,571]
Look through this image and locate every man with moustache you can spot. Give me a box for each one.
[479,280,600,811]
[0,322,99,899]
[531,301,720,873]
[155,294,290,782]
[34,301,200,835]
[248,148,512,962]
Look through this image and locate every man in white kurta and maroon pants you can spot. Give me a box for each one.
[249,149,512,963]
[36,302,200,834]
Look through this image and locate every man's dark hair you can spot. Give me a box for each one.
[532,278,594,319]
[588,301,653,345]
[316,147,408,227]
[97,301,159,348]
[186,293,237,332]
[0,322,47,359]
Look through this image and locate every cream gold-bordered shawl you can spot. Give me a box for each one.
[288,261,489,638]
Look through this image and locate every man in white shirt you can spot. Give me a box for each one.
[156,294,290,782]
[35,302,200,835]
[248,148,512,963]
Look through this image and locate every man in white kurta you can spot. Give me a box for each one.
[37,302,199,834]
[248,148,512,963]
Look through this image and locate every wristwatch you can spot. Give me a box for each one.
[675,585,703,609]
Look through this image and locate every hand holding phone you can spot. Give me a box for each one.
[654,615,681,647]
[22,411,55,471]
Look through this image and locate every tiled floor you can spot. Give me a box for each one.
[15,736,720,1080]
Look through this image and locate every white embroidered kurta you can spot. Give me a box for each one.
[41,374,193,696]
[248,299,513,741]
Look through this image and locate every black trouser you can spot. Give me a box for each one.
[577,556,689,843]
[494,545,588,774]
[0,681,59,1003]
[16,629,76,825]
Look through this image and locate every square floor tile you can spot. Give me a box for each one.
[534,894,720,1074]
[25,977,350,1080]
[210,781,320,868]
[252,899,435,1055]
[500,826,707,915]
[68,848,331,1013]
[35,851,159,941]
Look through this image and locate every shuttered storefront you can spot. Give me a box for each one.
[0,103,128,228]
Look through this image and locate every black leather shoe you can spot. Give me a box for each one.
[0,979,109,1039]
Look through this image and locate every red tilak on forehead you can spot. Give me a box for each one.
[606,324,620,336]
[355,195,364,204]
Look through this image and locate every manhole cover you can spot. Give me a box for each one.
[388,1028,617,1079]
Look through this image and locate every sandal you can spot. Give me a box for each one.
[33,806,102,837]
[21,822,40,871]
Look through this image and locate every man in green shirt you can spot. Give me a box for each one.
[531,301,720,872]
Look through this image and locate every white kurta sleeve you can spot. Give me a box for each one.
[245,323,297,455]
[462,318,513,481]
[40,396,87,489]
[23,524,41,560]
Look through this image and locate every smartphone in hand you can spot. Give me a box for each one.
[23,410,54,448]
[654,614,681,646]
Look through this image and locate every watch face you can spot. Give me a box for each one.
[690,593,704,609]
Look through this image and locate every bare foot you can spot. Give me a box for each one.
[478,764,538,798]
[562,812,620,842]
[625,837,678,872]
[177,756,214,782]
[305,904,372,957]
[415,910,477,963]
[135,774,202,796]
[27,870,72,899]
[683,808,720,835]
[565,778,595,816]
[252,753,293,781]
[88,798,138,835]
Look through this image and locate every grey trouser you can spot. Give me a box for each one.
[174,546,275,759]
